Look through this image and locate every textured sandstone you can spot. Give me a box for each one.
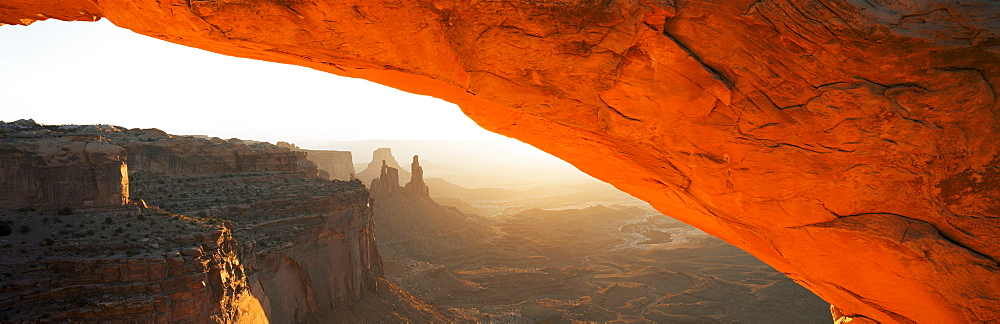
[404,155,430,197]
[0,211,263,323]
[276,141,357,180]
[3,0,1000,322]
[303,149,356,181]
[357,148,410,185]
[123,137,317,177]
[369,160,402,198]
[0,121,128,210]
[1,125,449,322]
[212,189,382,322]
[119,129,386,321]
[371,155,430,198]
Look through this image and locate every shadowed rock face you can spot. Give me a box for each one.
[303,149,356,180]
[357,148,410,185]
[405,155,430,197]
[3,0,999,322]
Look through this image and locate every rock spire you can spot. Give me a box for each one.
[404,155,429,197]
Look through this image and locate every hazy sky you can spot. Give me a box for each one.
[0,19,511,147]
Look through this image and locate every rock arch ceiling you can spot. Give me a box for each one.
[3,0,999,322]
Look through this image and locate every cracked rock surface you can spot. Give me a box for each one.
[2,0,999,322]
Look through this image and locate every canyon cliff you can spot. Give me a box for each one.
[124,137,317,178]
[276,141,357,181]
[367,153,497,263]
[356,148,410,186]
[3,1,1000,322]
[371,155,430,198]
[0,122,457,322]
[369,161,402,198]
[0,120,128,211]
[304,150,356,181]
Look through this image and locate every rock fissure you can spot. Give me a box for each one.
[658,31,735,92]
[826,282,915,324]
[802,212,1000,266]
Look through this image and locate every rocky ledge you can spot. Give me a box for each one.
[0,120,457,322]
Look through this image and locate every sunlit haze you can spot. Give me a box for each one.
[0,19,590,185]
[1,20,500,144]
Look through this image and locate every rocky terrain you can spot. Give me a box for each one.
[427,177,648,216]
[6,1,996,321]
[277,141,356,181]
[0,204,249,322]
[303,150,356,181]
[356,148,410,186]
[367,149,829,322]
[0,120,129,211]
[0,120,458,322]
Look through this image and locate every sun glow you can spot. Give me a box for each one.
[0,19,502,145]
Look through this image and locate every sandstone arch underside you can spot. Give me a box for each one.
[3,0,999,322]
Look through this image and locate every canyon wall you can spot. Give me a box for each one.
[139,179,383,322]
[238,192,382,321]
[0,121,128,211]
[112,126,387,321]
[3,1,1000,322]
[1,123,452,322]
[0,205,265,323]
[357,148,410,185]
[123,138,316,177]
[303,149,356,181]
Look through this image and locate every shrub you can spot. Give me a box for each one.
[18,225,30,234]
[57,207,73,215]
[69,295,91,307]
[0,221,11,236]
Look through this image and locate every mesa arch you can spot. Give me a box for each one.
[3,0,998,322]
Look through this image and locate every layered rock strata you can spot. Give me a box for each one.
[303,149,356,181]
[1,123,453,322]
[3,1,1000,322]
[275,141,357,181]
[0,120,128,211]
[0,205,263,323]
[131,173,383,321]
[123,138,316,178]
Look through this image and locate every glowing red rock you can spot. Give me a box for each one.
[3,0,999,322]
